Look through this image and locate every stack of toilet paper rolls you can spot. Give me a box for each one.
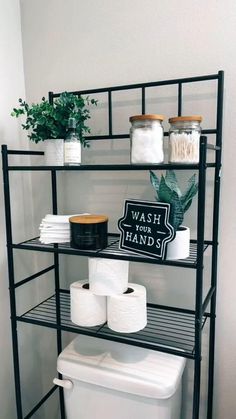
[70,258,147,333]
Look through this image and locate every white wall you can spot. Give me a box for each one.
[0,1,28,417]
[15,1,236,418]
[0,1,27,417]
[0,2,60,418]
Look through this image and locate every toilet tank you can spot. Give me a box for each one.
[56,335,186,419]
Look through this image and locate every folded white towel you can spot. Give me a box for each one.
[40,229,69,234]
[40,234,70,239]
[39,238,70,244]
[40,223,69,229]
[39,213,89,244]
[42,214,75,223]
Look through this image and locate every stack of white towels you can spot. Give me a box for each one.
[39,214,89,244]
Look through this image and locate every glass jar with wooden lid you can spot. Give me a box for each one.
[168,115,202,163]
[69,214,108,250]
[129,114,164,164]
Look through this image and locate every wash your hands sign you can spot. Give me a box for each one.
[118,200,175,259]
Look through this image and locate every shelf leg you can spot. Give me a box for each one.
[2,144,23,419]
[193,355,202,419]
[207,70,224,419]
[10,313,23,419]
[51,169,66,419]
[192,136,207,419]
[207,309,216,419]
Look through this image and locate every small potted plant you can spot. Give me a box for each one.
[150,170,198,260]
[11,92,97,165]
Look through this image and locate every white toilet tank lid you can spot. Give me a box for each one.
[57,335,186,399]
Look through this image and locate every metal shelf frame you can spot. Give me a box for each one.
[12,235,210,269]
[16,291,208,359]
[2,71,224,419]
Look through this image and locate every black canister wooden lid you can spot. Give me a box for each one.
[69,215,108,224]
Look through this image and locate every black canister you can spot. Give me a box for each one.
[69,214,108,250]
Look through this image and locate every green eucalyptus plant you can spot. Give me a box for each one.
[11,92,97,147]
[150,170,198,232]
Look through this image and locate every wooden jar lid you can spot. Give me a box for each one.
[129,114,164,122]
[69,215,108,224]
[168,115,202,123]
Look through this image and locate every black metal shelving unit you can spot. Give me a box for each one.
[2,71,224,419]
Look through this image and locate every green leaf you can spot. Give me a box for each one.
[182,174,197,199]
[181,175,198,213]
[158,175,173,203]
[184,198,193,213]
[169,192,184,231]
[150,171,160,196]
[165,170,182,197]
[182,185,198,213]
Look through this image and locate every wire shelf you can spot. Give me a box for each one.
[13,234,209,269]
[17,291,207,359]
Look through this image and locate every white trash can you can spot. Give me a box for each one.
[54,335,186,419]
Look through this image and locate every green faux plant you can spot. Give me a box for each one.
[11,92,97,147]
[150,170,198,232]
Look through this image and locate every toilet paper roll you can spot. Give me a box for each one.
[89,258,129,296]
[70,280,107,327]
[107,283,147,333]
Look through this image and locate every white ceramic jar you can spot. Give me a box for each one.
[44,139,64,166]
[168,116,202,163]
[129,114,164,164]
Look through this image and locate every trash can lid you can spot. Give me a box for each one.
[57,336,186,399]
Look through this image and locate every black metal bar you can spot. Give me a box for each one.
[7,150,44,156]
[11,129,217,144]
[48,91,54,105]
[178,83,182,116]
[7,161,217,171]
[1,144,23,419]
[148,303,199,315]
[50,73,220,98]
[51,170,65,419]
[206,144,221,151]
[201,129,217,135]
[85,128,217,139]
[142,87,145,114]
[24,386,58,419]
[191,239,212,245]
[202,286,216,314]
[108,91,112,136]
[51,171,57,214]
[207,70,224,419]
[8,163,200,171]
[24,385,58,419]
[192,136,207,419]
[4,130,217,154]
[14,265,55,288]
